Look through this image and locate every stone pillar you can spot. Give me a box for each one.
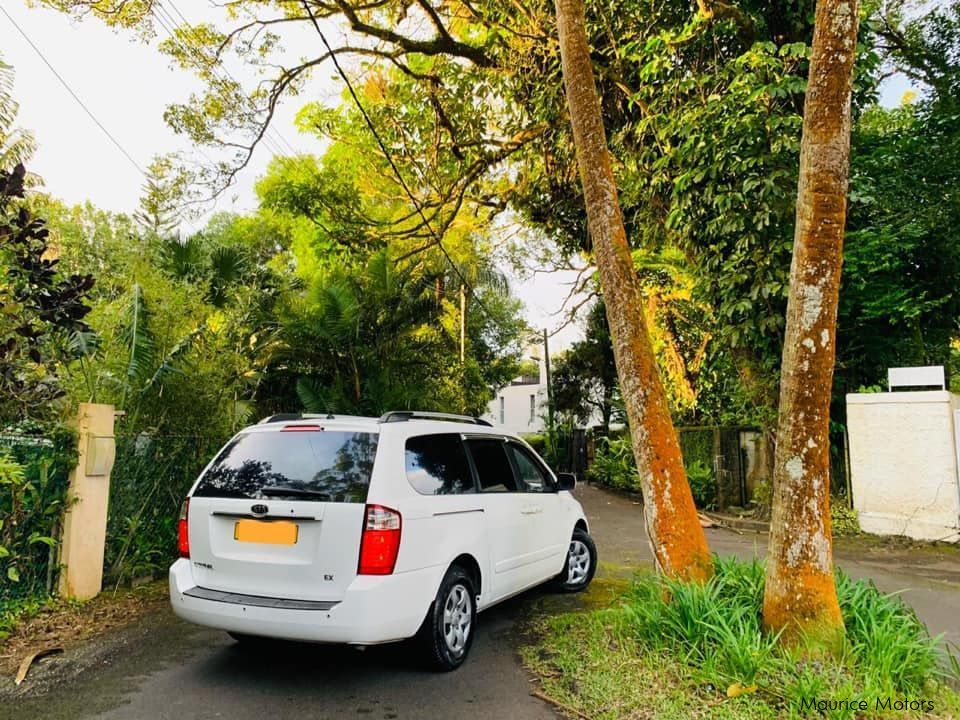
[58,403,116,600]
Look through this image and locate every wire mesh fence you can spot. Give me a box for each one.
[104,433,224,586]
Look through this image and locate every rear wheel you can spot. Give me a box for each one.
[419,566,476,671]
[555,527,597,592]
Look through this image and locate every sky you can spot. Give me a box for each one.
[1,1,919,353]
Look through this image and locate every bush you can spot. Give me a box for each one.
[686,459,717,510]
[589,434,717,509]
[0,427,75,603]
[587,435,636,490]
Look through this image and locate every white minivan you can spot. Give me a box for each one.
[169,411,597,670]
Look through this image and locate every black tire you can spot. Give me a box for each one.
[555,527,597,593]
[418,565,477,671]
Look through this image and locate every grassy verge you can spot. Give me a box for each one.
[521,558,960,719]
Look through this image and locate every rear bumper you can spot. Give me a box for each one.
[168,559,442,644]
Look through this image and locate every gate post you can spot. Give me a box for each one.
[58,403,116,600]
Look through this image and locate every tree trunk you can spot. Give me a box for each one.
[763,0,860,649]
[553,0,712,581]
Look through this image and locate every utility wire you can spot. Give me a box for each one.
[299,1,497,322]
[159,0,299,156]
[0,4,146,177]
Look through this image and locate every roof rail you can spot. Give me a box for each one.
[259,413,335,424]
[379,411,492,427]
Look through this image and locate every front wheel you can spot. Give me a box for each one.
[419,566,476,671]
[555,528,597,593]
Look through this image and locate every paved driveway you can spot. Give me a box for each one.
[6,483,959,720]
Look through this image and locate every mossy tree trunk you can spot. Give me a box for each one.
[762,0,860,649]
[553,0,712,581]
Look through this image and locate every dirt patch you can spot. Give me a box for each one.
[0,581,168,681]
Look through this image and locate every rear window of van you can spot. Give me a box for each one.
[193,430,378,503]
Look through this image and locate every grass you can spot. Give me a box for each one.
[521,557,960,719]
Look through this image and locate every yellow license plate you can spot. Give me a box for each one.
[234,519,299,545]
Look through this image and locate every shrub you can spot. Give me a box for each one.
[589,435,718,509]
[621,557,947,697]
[686,459,717,510]
[587,435,637,490]
[0,427,75,603]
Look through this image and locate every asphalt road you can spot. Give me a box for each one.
[6,483,960,720]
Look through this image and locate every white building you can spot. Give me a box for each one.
[483,374,549,436]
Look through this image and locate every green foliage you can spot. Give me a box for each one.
[838,100,960,396]
[0,427,75,603]
[831,501,861,538]
[524,558,959,720]
[0,165,95,423]
[686,460,717,511]
[552,301,620,431]
[590,431,716,508]
[0,593,53,640]
[0,60,35,170]
[587,435,638,491]
[625,558,948,694]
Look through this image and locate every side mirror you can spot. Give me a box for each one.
[556,472,577,491]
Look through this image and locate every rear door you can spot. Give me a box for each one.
[186,425,378,602]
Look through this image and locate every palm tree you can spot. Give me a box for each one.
[0,60,35,170]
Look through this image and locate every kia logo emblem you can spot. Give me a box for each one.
[250,504,269,516]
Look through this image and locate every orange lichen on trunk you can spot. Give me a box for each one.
[553,0,712,581]
[762,0,860,649]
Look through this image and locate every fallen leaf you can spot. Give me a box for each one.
[726,682,758,698]
[14,646,63,685]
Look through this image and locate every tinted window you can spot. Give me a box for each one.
[508,443,553,492]
[466,438,518,493]
[193,430,378,503]
[405,434,475,495]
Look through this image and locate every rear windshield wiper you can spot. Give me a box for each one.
[260,486,331,500]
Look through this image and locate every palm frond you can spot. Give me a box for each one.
[120,284,156,396]
[138,324,204,400]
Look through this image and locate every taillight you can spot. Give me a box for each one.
[358,504,402,575]
[178,499,190,558]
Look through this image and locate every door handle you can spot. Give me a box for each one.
[521,507,543,515]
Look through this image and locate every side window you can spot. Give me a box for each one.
[465,438,518,493]
[507,443,553,493]
[405,434,475,495]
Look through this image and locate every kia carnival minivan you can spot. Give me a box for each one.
[169,411,597,670]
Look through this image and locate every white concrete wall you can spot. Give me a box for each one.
[847,391,960,542]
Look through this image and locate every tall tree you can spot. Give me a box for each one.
[763,0,860,648]
[553,0,712,581]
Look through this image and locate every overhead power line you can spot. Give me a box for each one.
[0,4,146,176]
[299,1,497,323]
